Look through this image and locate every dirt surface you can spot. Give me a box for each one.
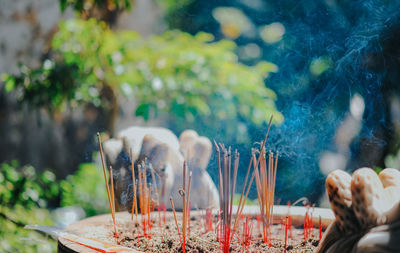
[110,212,321,252]
[62,209,331,252]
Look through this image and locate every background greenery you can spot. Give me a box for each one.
[60,163,108,217]
[0,1,281,250]
[0,162,58,252]
[0,161,106,252]
[2,0,400,251]
[3,18,281,141]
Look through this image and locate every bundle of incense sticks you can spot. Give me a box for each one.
[253,148,278,244]
[241,215,252,250]
[214,144,239,253]
[214,115,273,247]
[129,148,140,236]
[97,133,118,239]
[284,216,289,253]
[136,162,154,237]
[214,135,278,253]
[170,162,192,253]
[148,163,162,227]
[303,205,315,244]
[129,151,160,237]
[129,149,138,222]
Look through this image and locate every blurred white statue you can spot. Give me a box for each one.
[102,126,219,211]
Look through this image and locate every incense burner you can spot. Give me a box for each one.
[67,123,399,252]
[58,206,334,253]
[74,120,333,252]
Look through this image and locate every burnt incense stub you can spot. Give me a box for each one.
[319,167,400,253]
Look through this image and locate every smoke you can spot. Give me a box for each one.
[243,0,400,204]
[112,0,400,206]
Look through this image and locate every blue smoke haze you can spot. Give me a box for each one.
[200,0,400,204]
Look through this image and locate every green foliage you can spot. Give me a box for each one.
[156,0,195,13]
[59,0,131,12]
[232,193,257,206]
[0,161,109,252]
[4,18,281,141]
[310,56,332,76]
[0,206,56,253]
[2,63,81,111]
[373,166,383,174]
[0,161,59,209]
[60,162,108,216]
[0,162,58,253]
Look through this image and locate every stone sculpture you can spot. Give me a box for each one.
[318,167,400,253]
[102,126,219,211]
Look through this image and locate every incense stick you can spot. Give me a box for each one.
[170,197,183,247]
[147,184,151,234]
[215,144,241,253]
[174,162,192,253]
[129,149,138,222]
[97,133,118,239]
[182,162,187,253]
[229,150,239,227]
[253,149,278,244]
[186,171,192,237]
[231,153,254,238]
[136,163,152,237]
[284,216,288,253]
[110,166,116,217]
[230,115,274,239]
[213,140,223,213]
[109,166,118,238]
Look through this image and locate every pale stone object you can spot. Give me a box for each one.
[318,167,400,253]
[102,126,219,211]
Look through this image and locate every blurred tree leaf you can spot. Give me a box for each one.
[2,74,15,92]
[59,0,132,13]
[0,162,59,209]
[0,205,56,253]
[5,18,282,142]
[135,103,151,120]
[59,0,67,11]
[60,163,108,216]
[0,162,58,252]
[156,0,195,14]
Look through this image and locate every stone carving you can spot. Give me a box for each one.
[318,167,400,253]
[102,126,219,211]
